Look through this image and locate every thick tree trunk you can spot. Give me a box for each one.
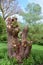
[6,17,32,63]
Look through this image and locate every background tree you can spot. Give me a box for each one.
[21,3,43,45]
[23,3,42,24]
[0,0,22,19]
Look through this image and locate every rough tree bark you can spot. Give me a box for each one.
[6,17,32,63]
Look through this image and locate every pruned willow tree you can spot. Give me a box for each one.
[0,0,22,19]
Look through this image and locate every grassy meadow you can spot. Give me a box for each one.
[0,42,43,65]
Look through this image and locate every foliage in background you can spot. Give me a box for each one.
[28,24,43,45]
[0,16,7,42]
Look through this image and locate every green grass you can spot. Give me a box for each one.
[32,44,43,51]
[0,42,43,65]
[0,42,7,49]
